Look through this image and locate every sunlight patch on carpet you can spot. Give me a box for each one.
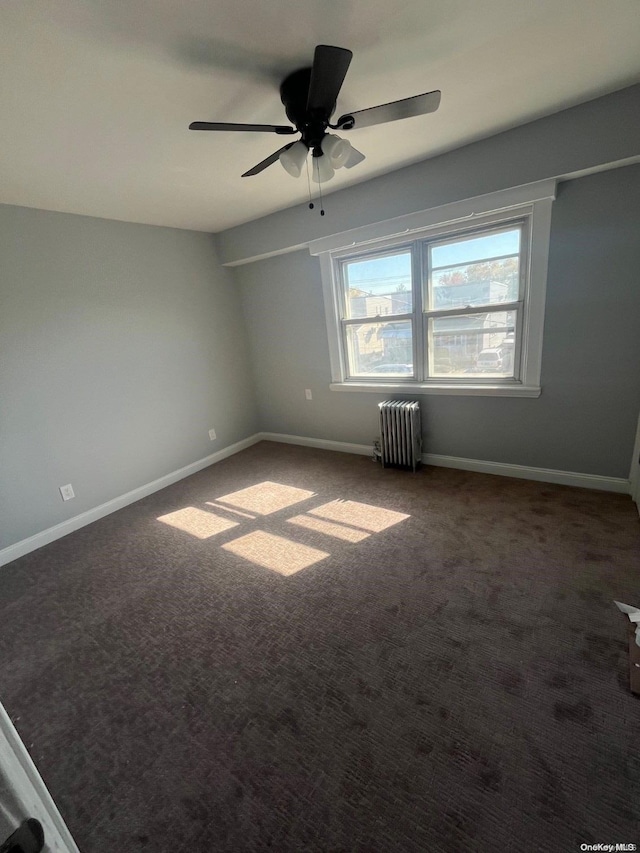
[215,481,315,516]
[308,500,410,532]
[222,531,329,575]
[287,513,371,542]
[205,501,256,519]
[157,507,239,539]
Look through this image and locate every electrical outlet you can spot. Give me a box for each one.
[59,484,75,501]
[208,429,217,441]
[305,389,313,400]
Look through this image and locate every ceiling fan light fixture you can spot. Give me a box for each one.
[188,46,441,182]
[279,140,308,177]
[321,133,352,168]
[312,153,335,183]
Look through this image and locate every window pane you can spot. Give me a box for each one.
[431,228,520,268]
[428,311,516,378]
[345,321,413,377]
[343,251,413,319]
[429,228,520,310]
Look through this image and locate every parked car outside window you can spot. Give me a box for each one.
[476,348,505,371]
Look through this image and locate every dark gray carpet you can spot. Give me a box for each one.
[1,441,639,852]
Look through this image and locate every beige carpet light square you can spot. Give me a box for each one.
[215,481,316,515]
[308,499,409,532]
[222,530,329,575]
[287,512,371,543]
[157,507,239,539]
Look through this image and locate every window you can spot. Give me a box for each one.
[342,249,414,378]
[313,181,555,397]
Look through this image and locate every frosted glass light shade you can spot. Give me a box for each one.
[311,154,335,183]
[279,141,308,177]
[321,134,353,168]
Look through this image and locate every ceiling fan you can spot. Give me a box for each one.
[189,44,441,183]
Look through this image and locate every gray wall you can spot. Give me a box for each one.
[0,205,258,549]
[236,165,640,479]
[217,84,640,266]
[3,86,639,553]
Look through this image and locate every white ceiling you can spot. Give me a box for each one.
[1,0,639,233]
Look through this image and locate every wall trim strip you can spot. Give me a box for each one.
[258,432,373,457]
[259,433,629,493]
[422,452,629,492]
[0,434,261,567]
[1,432,630,567]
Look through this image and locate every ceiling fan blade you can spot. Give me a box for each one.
[336,90,441,131]
[242,142,295,177]
[306,45,353,116]
[189,121,296,134]
[344,146,366,169]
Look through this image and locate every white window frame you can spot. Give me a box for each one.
[311,180,556,397]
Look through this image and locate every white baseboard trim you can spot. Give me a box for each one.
[423,453,629,493]
[1,432,630,568]
[0,434,262,568]
[259,432,629,494]
[258,432,372,457]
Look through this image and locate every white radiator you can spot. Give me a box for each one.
[378,400,422,472]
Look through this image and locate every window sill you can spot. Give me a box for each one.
[329,382,541,397]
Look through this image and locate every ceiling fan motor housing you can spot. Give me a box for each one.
[188,45,439,178]
[280,68,330,152]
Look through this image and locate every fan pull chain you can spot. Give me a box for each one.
[312,156,325,216]
[306,158,314,209]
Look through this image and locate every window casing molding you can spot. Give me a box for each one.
[314,181,555,397]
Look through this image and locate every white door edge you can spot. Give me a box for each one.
[629,407,640,516]
[0,701,80,852]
